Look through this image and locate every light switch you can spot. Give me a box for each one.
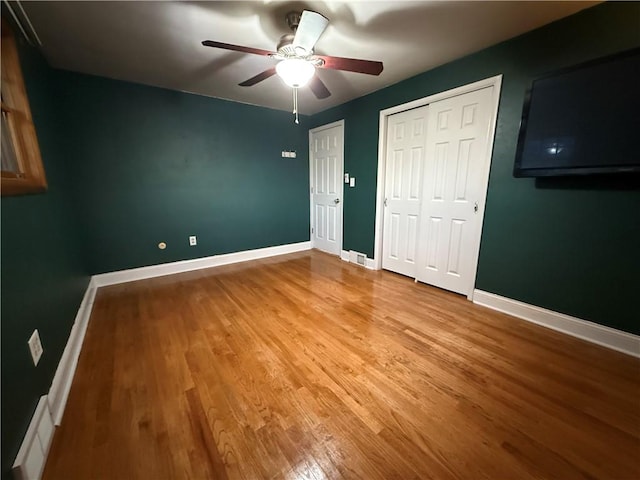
[350,177,356,187]
[344,173,350,183]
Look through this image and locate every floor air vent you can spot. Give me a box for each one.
[349,250,367,267]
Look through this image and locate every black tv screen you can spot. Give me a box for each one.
[514,48,640,177]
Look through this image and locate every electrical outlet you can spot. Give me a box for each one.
[28,329,43,366]
[189,235,197,246]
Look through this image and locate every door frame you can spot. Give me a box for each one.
[309,119,345,254]
[373,75,502,300]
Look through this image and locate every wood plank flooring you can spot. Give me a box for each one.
[43,250,640,479]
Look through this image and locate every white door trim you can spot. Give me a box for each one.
[373,75,502,300]
[309,119,345,253]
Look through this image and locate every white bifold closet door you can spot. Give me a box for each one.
[415,87,494,294]
[382,86,495,296]
[381,106,429,277]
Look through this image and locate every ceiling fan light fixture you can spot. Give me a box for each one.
[276,58,315,88]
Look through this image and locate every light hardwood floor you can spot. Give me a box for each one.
[43,250,640,479]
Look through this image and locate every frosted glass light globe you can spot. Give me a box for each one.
[276,59,315,88]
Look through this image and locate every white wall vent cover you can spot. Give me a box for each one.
[349,250,367,267]
[12,395,54,480]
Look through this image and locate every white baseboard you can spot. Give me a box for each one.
[48,278,97,425]
[473,290,640,358]
[341,250,376,270]
[12,396,54,480]
[93,241,311,287]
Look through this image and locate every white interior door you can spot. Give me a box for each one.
[310,122,344,256]
[382,106,429,277]
[415,86,494,295]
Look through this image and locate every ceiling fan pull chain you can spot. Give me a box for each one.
[293,87,299,124]
[292,87,296,115]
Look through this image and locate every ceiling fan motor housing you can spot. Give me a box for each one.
[286,11,301,31]
[277,34,296,56]
[278,11,304,56]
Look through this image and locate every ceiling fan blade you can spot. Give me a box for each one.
[317,55,383,76]
[308,75,331,99]
[202,40,275,57]
[293,10,329,54]
[239,68,277,87]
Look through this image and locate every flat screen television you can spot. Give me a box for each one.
[513,47,640,177]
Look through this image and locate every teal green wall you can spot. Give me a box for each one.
[58,73,311,274]
[310,2,640,335]
[1,38,90,477]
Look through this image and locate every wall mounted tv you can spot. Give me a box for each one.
[514,47,640,177]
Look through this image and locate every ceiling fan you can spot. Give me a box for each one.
[202,10,383,122]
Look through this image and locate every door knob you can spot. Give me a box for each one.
[334,198,340,204]
[474,201,479,213]
[384,198,388,207]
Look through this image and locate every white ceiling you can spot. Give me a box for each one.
[20,1,598,115]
